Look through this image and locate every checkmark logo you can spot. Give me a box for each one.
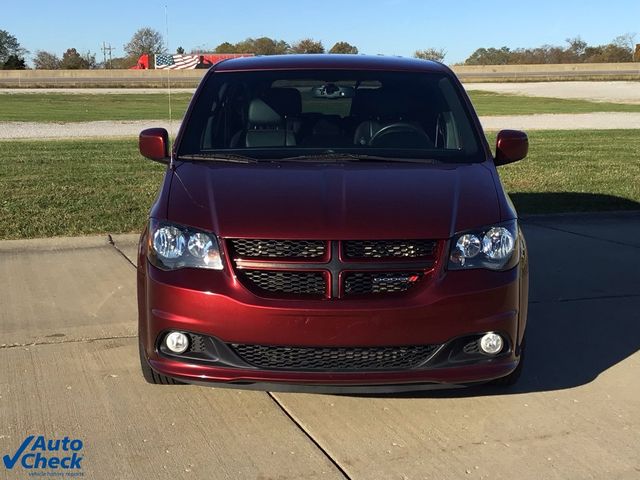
[3,435,34,469]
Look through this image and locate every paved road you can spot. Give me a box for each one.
[1,214,639,479]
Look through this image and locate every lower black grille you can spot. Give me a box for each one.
[187,333,206,353]
[344,272,423,295]
[344,240,436,259]
[463,340,481,354]
[241,270,326,296]
[230,344,439,371]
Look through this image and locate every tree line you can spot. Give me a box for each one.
[0,27,637,70]
[464,35,638,65]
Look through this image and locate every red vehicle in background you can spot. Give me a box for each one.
[131,53,254,70]
[137,54,529,392]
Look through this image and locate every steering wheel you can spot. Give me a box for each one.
[369,122,430,146]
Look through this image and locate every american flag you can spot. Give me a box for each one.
[155,54,200,69]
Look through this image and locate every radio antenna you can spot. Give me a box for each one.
[165,5,172,138]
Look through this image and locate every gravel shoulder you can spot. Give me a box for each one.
[2,113,640,140]
[0,120,180,139]
[2,81,639,104]
[468,81,640,104]
[481,112,640,131]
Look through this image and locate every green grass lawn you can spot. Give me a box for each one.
[1,91,640,122]
[0,130,639,239]
[0,139,165,238]
[0,93,192,122]
[468,90,640,116]
[487,130,640,214]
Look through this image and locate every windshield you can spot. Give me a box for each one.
[178,69,483,162]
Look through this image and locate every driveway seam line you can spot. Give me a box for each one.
[108,234,137,268]
[267,392,351,480]
[530,293,640,305]
[1,334,137,350]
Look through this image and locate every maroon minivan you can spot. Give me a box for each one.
[137,55,529,392]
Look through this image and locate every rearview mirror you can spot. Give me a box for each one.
[139,128,170,163]
[312,84,355,99]
[495,129,528,166]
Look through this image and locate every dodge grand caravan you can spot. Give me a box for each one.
[137,54,529,391]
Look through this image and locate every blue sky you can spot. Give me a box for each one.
[3,0,639,64]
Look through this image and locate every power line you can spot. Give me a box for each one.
[101,42,115,69]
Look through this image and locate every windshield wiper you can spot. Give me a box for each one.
[178,153,259,163]
[277,153,438,164]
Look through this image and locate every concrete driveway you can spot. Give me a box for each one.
[1,214,639,479]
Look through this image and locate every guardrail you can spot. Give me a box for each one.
[0,63,638,87]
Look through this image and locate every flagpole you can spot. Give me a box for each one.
[165,5,172,139]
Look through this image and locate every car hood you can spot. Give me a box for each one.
[167,161,502,239]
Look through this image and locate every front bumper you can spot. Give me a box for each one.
[138,249,526,388]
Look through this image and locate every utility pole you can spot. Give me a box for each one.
[101,42,115,69]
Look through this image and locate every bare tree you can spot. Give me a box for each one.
[565,37,587,60]
[124,27,166,58]
[414,48,446,62]
[33,50,61,69]
[613,33,636,51]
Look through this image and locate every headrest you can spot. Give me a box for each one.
[263,88,302,117]
[248,88,302,126]
[248,99,282,125]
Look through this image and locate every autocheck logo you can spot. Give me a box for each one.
[3,435,84,474]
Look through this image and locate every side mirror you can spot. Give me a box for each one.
[139,128,170,163]
[495,129,528,166]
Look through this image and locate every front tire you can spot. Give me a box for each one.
[138,342,184,385]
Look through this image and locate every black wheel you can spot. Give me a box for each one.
[490,338,526,387]
[138,342,184,385]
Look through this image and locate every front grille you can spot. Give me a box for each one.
[230,239,325,258]
[230,343,439,371]
[344,272,423,295]
[344,240,436,259]
[240,270,326,296]
[230,238,437,299]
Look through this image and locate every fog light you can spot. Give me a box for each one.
[479,333,503,355]
[165,331,189,354]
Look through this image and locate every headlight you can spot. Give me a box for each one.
[448,220,518,271]
[148,219,223,270]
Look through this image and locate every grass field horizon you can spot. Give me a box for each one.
[0,130,638,239]
[2,91,640,123]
